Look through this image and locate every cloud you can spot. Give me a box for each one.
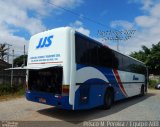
[0,22,28,59]
[108,1,160,55]
[73,20,83,26]
[135,16,157,28]
[150,4,160,17]
[70,20,90,36]
[0,0,84,36]
[128,0,155,10]
[76,27,90,36]
[0,0,46,35]
[51,0,83,9]
[141,0,153,10]
[110,20,134,29]
[0,0,83,62]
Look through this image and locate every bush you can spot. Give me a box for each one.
[149,79,160,88]
[0,84,24,96]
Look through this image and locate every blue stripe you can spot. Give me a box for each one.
[26,91,72,110]
[74,64,126,110]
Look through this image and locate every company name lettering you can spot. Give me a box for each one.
[133,75,139,80]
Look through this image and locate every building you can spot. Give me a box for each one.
[0,60,11,85]
[0,59,11,70]
[0,59,25,86]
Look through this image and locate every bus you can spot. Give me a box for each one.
[25,27,148,110]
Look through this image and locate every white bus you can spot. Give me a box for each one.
[25,27,148,110]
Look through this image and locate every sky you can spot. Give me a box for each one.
[0,0,160,62]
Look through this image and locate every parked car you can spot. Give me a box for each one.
[155,83,160,89]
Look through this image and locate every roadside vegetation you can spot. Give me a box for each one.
[0,84,25,100]
[149,79,160,89]
[130,42,160,89]
[130,42,160,75]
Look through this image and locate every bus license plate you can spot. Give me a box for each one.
[39,98,46,103]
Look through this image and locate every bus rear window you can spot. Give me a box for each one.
[28,67,63,94]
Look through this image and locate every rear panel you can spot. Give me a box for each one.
[26,27,74,109]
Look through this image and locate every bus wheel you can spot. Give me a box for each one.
[103,89,114,109]
[140,85,145,96]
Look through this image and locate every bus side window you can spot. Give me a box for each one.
[112,51,119,69]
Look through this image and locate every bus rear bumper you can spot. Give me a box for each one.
[25,90,72,110]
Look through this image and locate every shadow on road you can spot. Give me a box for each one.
[37,93,155,124]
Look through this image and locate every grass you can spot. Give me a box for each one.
[0,84,25,101]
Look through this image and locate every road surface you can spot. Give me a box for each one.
[0,89,160,126]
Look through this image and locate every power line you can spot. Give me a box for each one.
[46,1,107,27]
[23,45,25,66]
[46,1,137,52]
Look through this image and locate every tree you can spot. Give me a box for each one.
[0,44,8,61]
[130,42,160,75]
[147,43,160,74]
[14,55,28,67]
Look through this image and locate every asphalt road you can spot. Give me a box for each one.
[0,89,160,126]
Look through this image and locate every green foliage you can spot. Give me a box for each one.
[14,55,27,67]
[130,42,160,75]
[149,79,160,89]
[0,84,24,96]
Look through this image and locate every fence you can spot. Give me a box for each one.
[0,70,26,86]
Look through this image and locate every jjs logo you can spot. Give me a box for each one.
[36,35,53,49]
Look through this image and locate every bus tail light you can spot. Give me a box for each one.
[62,85,69,95]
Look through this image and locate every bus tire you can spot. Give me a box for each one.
[103,89,114,110]
[140,85,145,96]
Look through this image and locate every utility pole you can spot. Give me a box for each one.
[11,49,14,87]
[116,35,120,51]
[117,40,119,51]
[23,45,25,66]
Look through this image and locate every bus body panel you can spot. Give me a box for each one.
[74,64,145,110]
[68,29,77,109]
[27,27,71,85]
[25,27,147,110]
[73,32,147,110]
[117,70,145,97]
[26,91,72,110]
[26,27,73,109]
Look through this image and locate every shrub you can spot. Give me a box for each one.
[0,84,24,96]
[149,79,160,88]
